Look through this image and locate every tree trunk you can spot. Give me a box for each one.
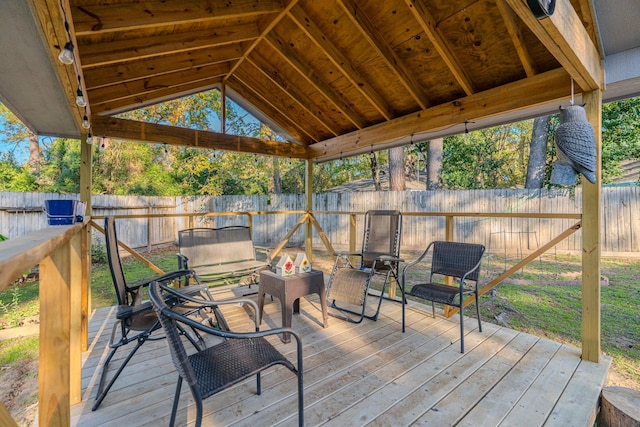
[426,138,443,190]
[389,146,405,191]
[369,152,382,191]
[270,157,282,194]
[28,131,39,171]
[525,115,550,188]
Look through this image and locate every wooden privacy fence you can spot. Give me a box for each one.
[1,187,639,253]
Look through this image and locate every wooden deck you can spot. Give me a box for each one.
[71,284,610,426]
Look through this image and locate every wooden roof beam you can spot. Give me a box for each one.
[246,54,341,136]
[223,0,300,85]
[288,5,393,120]
[338,0,431,110]
[71,0,285,35]
[402,0,477,96]
[504,0,603,91]
[495,0,538,77]
[30,0,88,132]
[84,43,246,90]
[78,23,260,67]
[91,115,310,159]
[88,62,231,106]
[90,77,223,115]
[576,0,604,58]
[309,68,572,160]
[228,74,317,145]
[264,32,366,129]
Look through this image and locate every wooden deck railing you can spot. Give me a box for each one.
[0,209,584,426]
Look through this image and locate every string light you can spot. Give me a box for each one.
[86,133,93,145]
[81,115,90,129]
[464,120,475,140]
[57,0,75,65]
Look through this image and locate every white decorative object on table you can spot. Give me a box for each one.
[294,253,312,273]
[276,254,295,276]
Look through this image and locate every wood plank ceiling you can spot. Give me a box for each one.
[62,0,602,161]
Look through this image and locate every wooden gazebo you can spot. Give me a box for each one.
[1,0,640,425]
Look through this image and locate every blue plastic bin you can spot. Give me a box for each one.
[45,200,78,225]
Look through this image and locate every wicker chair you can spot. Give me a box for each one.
[92,217,226,411]
[327,210,403,323]
[401,241,485,353]
[149,281,304,427]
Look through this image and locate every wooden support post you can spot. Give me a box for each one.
[581,89,602,362]
[39,242,72,426]
[79,134,92,352]
[349,213,357,265]
[305,160,313,261]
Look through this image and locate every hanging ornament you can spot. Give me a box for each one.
[551,105,596,184]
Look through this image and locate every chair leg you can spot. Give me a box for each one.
[431,301,435,318]
[475,292,483,332]
[92,336,147,411]
[459,304,465,353]
[170,376,183,427]
[257,372,262,395]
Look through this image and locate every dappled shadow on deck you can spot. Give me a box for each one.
[71,283,609,427]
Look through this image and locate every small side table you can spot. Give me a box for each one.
[258,269,328,343]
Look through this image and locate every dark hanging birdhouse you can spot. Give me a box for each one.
[551,105,597,185]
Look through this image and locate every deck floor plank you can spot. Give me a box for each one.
[71,285,611,427]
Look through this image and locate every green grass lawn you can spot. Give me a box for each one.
[0,248,638,390]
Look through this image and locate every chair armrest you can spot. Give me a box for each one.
[254,245,273,265]
[177,253,189,270]
[333,251,361,256]
[163,304,303,346]
[377,255,404,263]
[160,283,261,329]
[116,302,152,319]
[127,269,199,292]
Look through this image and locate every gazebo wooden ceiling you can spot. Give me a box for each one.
[1,0,617,161]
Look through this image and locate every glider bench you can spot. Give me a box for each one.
[177,226,271,285]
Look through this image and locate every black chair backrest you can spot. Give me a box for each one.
[148,282,199,390]
[104,217,129,306]
[362,210,402,257]
[431,241,485,282]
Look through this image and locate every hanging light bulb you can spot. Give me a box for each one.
[82,115,91,129]
[58,41,75,64]
[75,88,86,107]
[86,133,93,145]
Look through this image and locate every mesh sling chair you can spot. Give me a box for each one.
[326,210,403,323]
[93,217,227,411]
[401,241,485,353]
[149,281,304,427]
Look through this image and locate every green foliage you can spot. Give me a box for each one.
[91,244,107,264]
[442,121,532,189]
[0,283,22,328]
[0,336,38,365]
[601,97,640,183]
[0,280,39,329]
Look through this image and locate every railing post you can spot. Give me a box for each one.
[305,160,313,261]
[39,242,72,426]
[147,206,152,252]
[582,89,602,362]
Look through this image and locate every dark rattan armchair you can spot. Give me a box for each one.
[401,241,485,353]
[92,217,226,411]
[327,210,403,322]
[149,281,304,427]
